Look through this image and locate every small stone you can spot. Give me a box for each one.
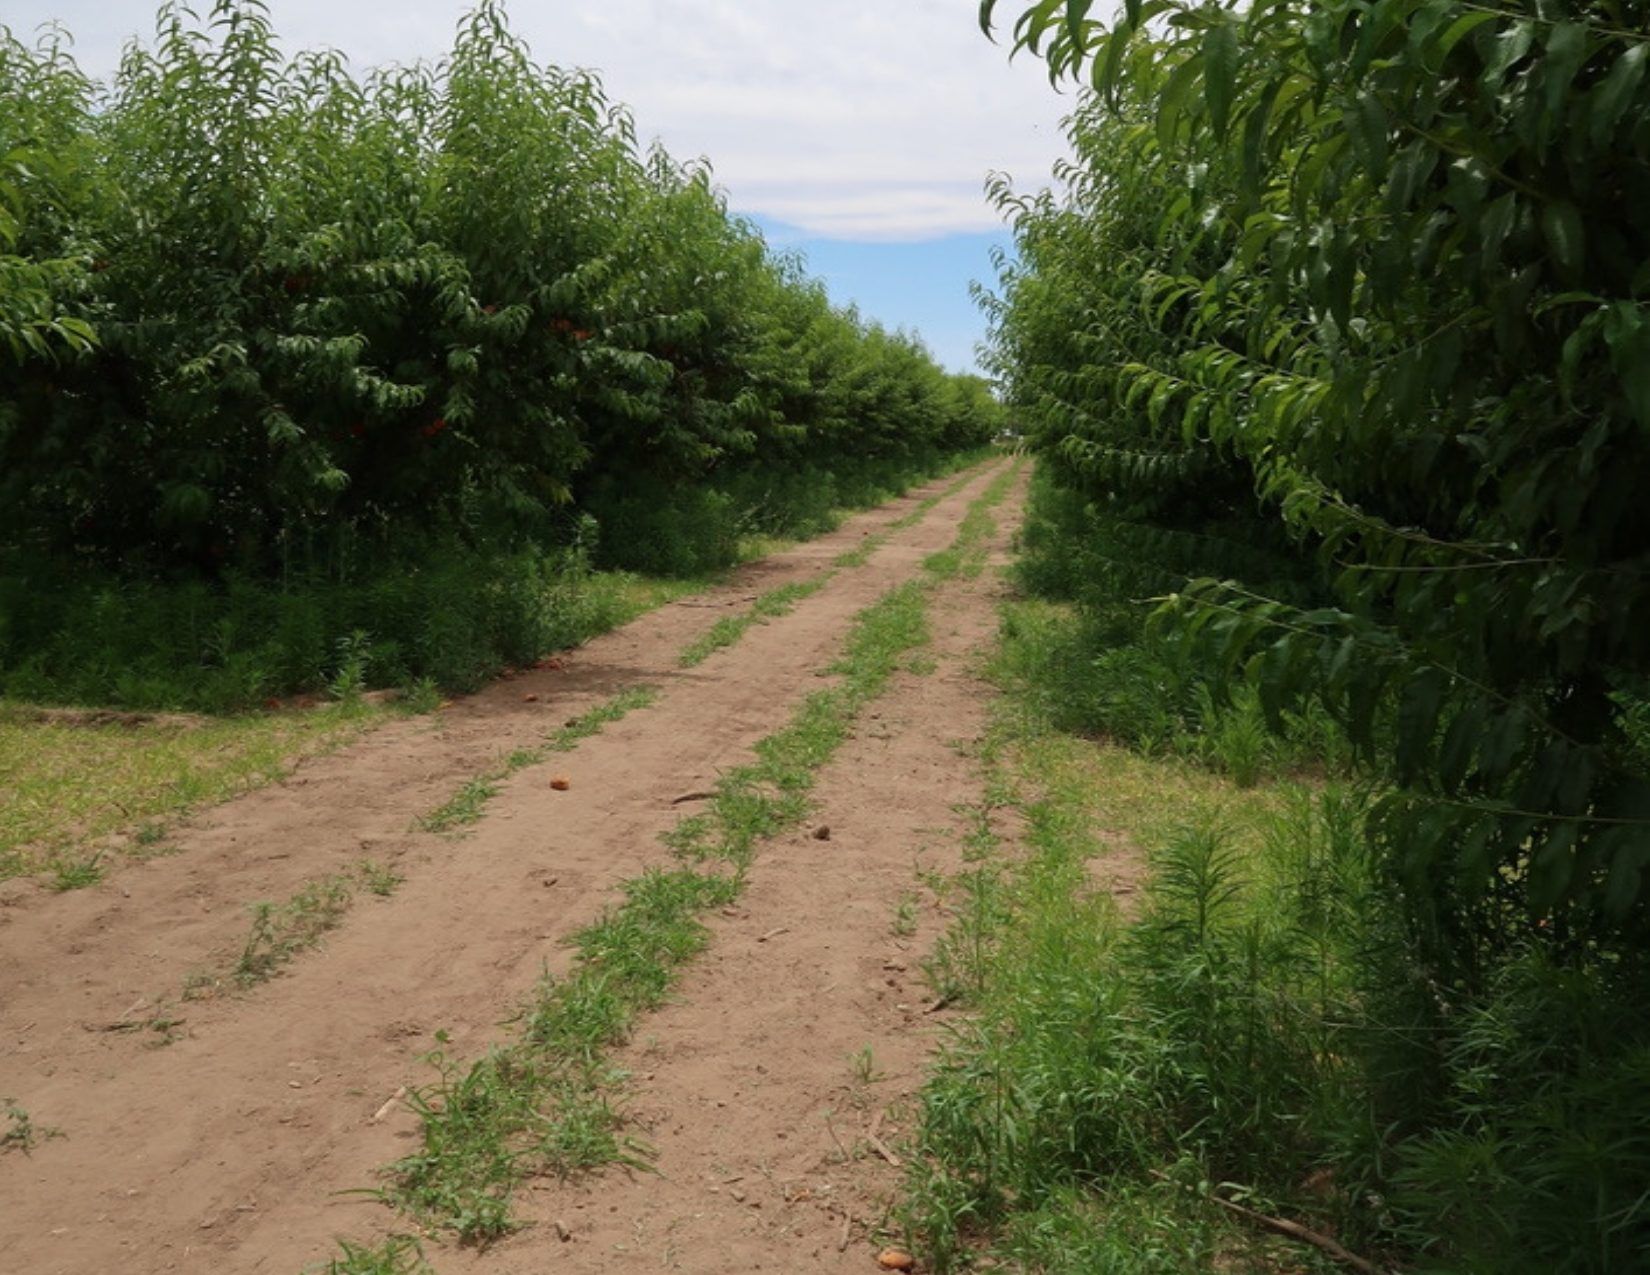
[813,825,831,841]
[554,1219,572,1242]
[730,1188,747,1203]
[550,776,571,791]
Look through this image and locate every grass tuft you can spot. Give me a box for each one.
[314,1235,431,1274]
[1,1100,61,1155]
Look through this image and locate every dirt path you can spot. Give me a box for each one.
[0,461,1024,1274]
[452,481,1028,1275]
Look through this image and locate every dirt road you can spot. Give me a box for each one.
[0,459,1026,1274]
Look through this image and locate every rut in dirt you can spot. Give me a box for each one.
[0,460,1024,1275]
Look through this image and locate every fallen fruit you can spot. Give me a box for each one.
[550,777,571,791]
[878,1251,915,1272]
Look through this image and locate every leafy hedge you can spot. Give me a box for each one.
[973,1,1650,1267]
[0,2,999,707]
[982,0,1650,965]
[0,2,997,571]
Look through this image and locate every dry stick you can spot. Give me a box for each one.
[1150,1171,1390,1275]
[1208,1194,1391,1275]
[838,1214,853,1252]
[864,1132,901,1168]
[923,991,957,1015]
[670,790,717,805]
[371,1086,408,1124]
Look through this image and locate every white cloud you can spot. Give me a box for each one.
[3,0,1072,241]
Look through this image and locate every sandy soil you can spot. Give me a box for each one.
[0,461,1026,1275]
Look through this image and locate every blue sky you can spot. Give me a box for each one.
[754,219,1012,375]
[3,1,1072,374]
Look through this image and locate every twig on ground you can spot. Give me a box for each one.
[1206,1193,1391,1275]
[1149,1170,1391,1275]
[371,1086,407,1123]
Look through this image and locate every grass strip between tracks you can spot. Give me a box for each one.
[318,462,1021,1266]
[416,687,659,835]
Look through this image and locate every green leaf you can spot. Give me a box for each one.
[1204,19,1239,140]
[1528,821,1580,913]
[1541,200,1585,280]
[1093,25,1134,101]
[1395,667,1445,785]
[1432,10,1499,66]
[1064,0,1095,49]
[1240,77,1285,201]
[1480,19,1534,91]
[1590,44,1649,148]
[1603,301,1650,429]
[1439,701,1487,794]
[1385,140,1435,213]
[1157,53,1206,149]
[1347,90,1390,181]
[1541,22,1591,125]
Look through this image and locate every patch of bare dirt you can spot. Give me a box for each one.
[0,463,1020,1275]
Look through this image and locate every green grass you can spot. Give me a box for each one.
[678,578,830,668]
[0,700,388,884]
[904,561,1650,1274]
[919,459,1021,582]
[417,687,659,834]
[1,1100,61,1155]
[313,1236,431,1274]
[900,593,1339,1274]
[182,859,402,998]
[351,469,1018,1253]
[0,547,795,889]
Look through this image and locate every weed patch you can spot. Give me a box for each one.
[1,1100,60,1155]
[186,860,402,997]
[314,1235,431,1274]
[903,554,1650,1273]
